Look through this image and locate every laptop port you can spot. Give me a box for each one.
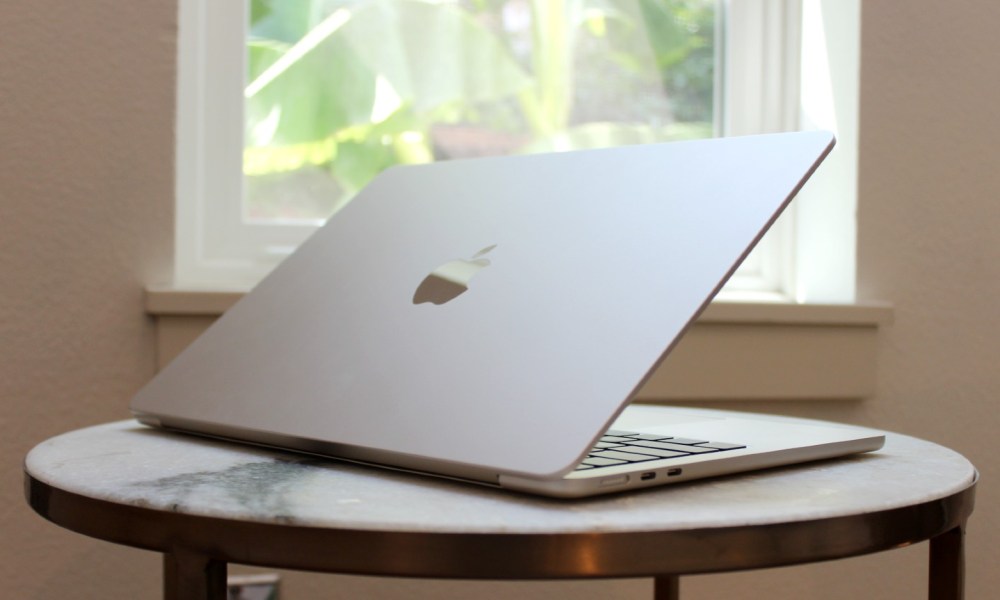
[640,472,656,481]
[667,468,683,477]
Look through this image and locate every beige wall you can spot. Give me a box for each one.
[1,0,173,597]
[2,1,998,599]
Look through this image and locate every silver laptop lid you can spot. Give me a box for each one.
[132,131,834,479]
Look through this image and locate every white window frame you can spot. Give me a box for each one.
[174,0,858,304]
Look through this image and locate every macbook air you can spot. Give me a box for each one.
[132,131,884,498]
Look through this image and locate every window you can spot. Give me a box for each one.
[244,0,717,222]
[175,0,858,303]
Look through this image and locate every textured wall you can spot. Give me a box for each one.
[0,0,174,597]
[3,0,999,599]
[855,0,1000,588]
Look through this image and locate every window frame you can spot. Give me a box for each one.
[174,0,858,304]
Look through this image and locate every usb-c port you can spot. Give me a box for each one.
[667,468,683,477]
[640,472,656,481]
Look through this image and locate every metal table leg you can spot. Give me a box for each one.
[929,524,965,600]
[164,549,228,600]
[654,575,680,600]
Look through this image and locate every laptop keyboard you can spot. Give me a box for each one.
[576,429,746,470]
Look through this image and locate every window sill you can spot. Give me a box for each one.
[145,287,891,401]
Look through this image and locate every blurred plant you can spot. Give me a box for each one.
[244,0,715,219]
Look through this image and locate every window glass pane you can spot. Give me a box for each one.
[244,0,717,224]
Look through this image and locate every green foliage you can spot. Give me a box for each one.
[638,0,715,122]
[244,0,716,216]
[246,0,531,180]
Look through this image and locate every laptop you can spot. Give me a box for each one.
[132,131,884,498]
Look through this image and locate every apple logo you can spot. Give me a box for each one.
[413,244,497,305]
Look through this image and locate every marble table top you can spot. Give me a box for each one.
[25,415,976,535]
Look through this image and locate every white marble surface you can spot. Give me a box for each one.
[25,418,975,535]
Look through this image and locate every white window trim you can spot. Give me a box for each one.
[793,0,860,303]
[177,0,309,289]
[718,0,803,297]
[173,0,859,304]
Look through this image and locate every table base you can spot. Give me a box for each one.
[159,525,966,600]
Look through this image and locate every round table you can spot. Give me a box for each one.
[24,417,976,600]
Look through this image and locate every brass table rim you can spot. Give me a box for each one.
[25,471,977,580]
